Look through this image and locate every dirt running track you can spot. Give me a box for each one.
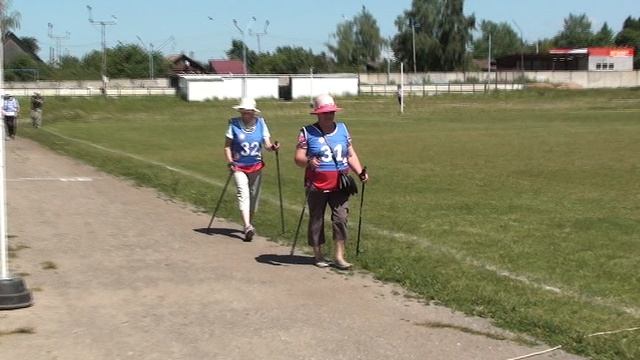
[0,138,583,360]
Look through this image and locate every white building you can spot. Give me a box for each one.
[549,47,635,72]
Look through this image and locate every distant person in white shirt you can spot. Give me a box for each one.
[2,94,20,140]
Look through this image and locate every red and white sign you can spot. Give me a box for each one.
[550,47,635,57]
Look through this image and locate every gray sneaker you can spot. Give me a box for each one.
[244,225,255,242]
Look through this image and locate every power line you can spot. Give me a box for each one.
[249,19,269,53]
[47,22,70,65]
[233,17,256,97]
[87,5,117,93]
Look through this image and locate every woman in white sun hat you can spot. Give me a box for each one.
[224,97,279,241]
[294,94,368,269]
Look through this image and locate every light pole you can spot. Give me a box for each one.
[249,19,269,53]
[0,0,33,310]
[233,17,256,97]
[47,23,70,66]
[87,5,117,94]
[512,20,525,75]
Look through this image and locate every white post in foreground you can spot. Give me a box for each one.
[309,67,314,107]
[400,62,404,114]
[0,1,33,309]
[0,1,6,280]
[0,107,7,280]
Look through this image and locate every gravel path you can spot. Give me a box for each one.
[0,137,583,360]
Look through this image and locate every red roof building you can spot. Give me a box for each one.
[209,59,246,74]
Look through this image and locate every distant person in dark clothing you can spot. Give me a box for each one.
[2,94,20,140]
[30,92,44,128]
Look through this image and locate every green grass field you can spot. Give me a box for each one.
[17,89,640,359]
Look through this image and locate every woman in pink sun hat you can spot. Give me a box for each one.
[294,94,369,269]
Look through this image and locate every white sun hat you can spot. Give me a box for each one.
[232,97,261,113]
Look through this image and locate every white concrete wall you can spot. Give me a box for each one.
[6,78,171,89]
[360,71,640,88]
[359,83,524,96]
[291,75,359,99]
[4,87,176,97]
[5,70,638,99]
[180,76,279,101]
[179,75,225,101]
[222,77,279,99]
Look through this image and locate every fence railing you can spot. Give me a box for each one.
[359,82,524,96]
[5,80,523,98]
[4,87,176,97]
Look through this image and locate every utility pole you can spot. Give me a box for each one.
[512,20,525,77]
[87,5,117,94]
[47,23,70,66]
[249,19,269,53]
[136,36,154,80]
[410,18,418,73]
[137,35,174,80]
[487,33,492,82]
[233,17,256,97]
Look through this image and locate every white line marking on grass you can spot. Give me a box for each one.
[506,326,640,360]
[41,128,229,188]
[504,345,563,360]
[377,228,640,317]
[41,128,640,317]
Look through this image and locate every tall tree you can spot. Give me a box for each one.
[327,19,355,69]
[438,0,475,70]
[392,0,475,71]
[615,16,640,68]
[471,20,520,60]
[352,6,384,68]
[0,0,21,36]
[554,13,593,48]
[107,44,150,78]
[392,0,442,72]
[592,23,614,46]
[253,46,333,74]
[328,6,384,71]
[50,55,96,80]
[81,50,104,79]
[19,36,39,54]
[226,39,258,71]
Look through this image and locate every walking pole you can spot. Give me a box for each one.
[274,142,285,234]
[356,167,367,256]
[206,170,233,233]
[290,190,310,256]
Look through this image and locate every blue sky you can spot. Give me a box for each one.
[12,0,639,63]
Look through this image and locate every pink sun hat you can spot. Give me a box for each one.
[310,94,342,115]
